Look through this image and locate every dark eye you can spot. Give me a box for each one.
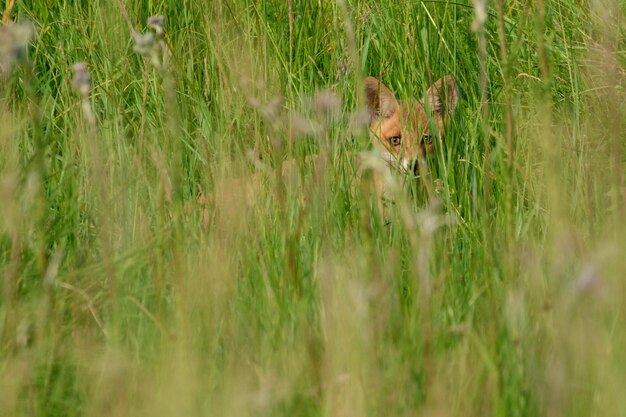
[389,136,402,146]
[422,134,432,144]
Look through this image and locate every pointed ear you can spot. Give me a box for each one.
[424,75,458,120]
[364,76,399,122]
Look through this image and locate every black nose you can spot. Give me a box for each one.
[411,160,421,176]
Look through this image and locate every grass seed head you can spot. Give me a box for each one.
[471,0,487,32]
[132,31,156,56]
[312,89,342,126]
[132,31,163,68]
[289,113,324,140]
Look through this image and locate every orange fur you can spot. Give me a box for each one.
[197,76,459,224]
[364,75,458,171]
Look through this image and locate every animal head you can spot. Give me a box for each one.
[364,75,458,170]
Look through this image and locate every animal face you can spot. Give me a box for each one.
[364,75,459,170]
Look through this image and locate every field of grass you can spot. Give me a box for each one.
[1,0,625,416]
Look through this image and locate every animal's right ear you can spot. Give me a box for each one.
[364,76,399,122]
[424,75,459,120]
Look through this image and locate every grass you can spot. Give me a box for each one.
[1,0,625,416]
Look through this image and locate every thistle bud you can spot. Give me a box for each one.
[147,15,165,38]
[0,21,35,78]
[71,62,91,98]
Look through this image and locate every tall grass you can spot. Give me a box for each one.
[1,0,625,416]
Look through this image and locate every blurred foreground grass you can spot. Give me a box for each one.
[1,1,625,416]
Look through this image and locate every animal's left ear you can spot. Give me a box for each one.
[424,75,459,123]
